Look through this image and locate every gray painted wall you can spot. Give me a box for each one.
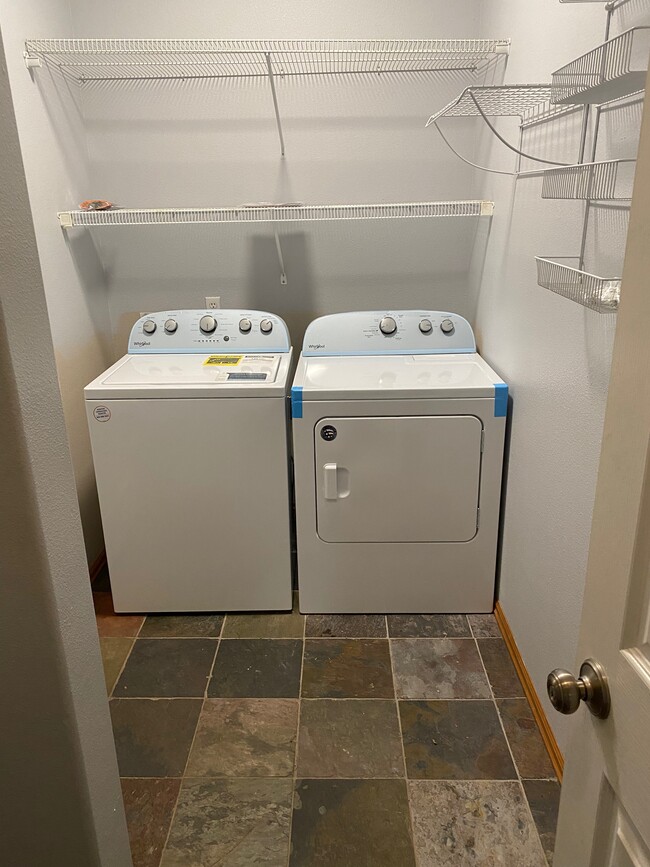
[0,24,131,867]
[475,0,645,750]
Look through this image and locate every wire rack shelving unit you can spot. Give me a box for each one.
[426,84,560,125]
[57,201,495,228]
[541,158,636,199]
[536,257,621,312]
[23,38,510,82]
[551,27,650,104]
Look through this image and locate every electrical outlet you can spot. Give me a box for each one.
[205,296,221,309]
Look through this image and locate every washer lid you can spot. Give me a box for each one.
[295,353,503,400]
[85,352,291,399]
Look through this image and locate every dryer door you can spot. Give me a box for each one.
[315,415,482,543]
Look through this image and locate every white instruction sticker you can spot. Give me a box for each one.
[93,405,111,422]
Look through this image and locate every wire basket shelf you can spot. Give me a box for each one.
[57,201,495,228]
[536,257,621,312]
[551,27,650,104]
[425,84,576,126]
[542,159,636,199]
[24,38,510,82]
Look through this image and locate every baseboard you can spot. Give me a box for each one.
[88,548,107,585]
[494,601,564,782]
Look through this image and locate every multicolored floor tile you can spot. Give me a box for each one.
[161,778,293,867]
[94,591,144,637]
[110,698,202,777]
[523,780,561,866]
[498,699,556,780]
[186,699,298,777]
[305,614,387,638]
[99,636,133,694]
[297,699,403,778]
[114,638,217,698]
[208,639,302,698]
[399,699,516,780]
[409,780,548,866]
[477,638,525,698]
[121,778,181,867]
[221,606,304,639]
[387,614,470,638]
[390,638,491,699]
[301,639,394,698]
[468,612,501,638]
[290,779,416,866]
[139,614,224,638]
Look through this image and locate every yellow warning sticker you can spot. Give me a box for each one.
[203,355,243,366]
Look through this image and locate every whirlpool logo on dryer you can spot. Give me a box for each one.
[133,340,151,347]
[308,343,325,350]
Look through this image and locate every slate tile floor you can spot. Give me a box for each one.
[95,592,560,867]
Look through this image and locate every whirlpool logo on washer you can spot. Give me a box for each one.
[308,343,325,350]
[133,340,151,347]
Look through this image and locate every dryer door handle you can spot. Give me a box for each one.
[323,463,338,500]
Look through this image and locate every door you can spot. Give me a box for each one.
[315,415,483,543]
[552,68,650,867]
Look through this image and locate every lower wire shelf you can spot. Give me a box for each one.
[535,257,621,312]
[57,200,494,227]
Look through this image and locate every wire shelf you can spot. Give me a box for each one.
[552,27,650,104]
[542,159,636,199]
[536,257,621,312]
[57,201,495,228]
[24,38,510,82]
[426,85,563,125]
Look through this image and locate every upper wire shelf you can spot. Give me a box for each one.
[24,38,510,82]
[542,159,636,199]
[536,257,620,312]
[551,27,650,104]
[57,201,495,228]
[425,84,575,126]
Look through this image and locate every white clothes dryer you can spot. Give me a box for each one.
[291,310,507,613]
[85,310,293,613]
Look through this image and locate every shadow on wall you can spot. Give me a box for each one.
[244,231,315,348]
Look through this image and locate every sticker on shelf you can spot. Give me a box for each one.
[203,355,243,366]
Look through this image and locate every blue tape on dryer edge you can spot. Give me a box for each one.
[291,386,303,419]
[494,382,508,417]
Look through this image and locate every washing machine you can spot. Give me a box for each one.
[85,309,293,613]
[291,310,507,613]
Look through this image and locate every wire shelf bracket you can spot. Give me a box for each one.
[536,256,621,312]
[541,158,636,199]
[551,27,650,104]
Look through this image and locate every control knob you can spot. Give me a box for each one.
[142,319,156,335]
[419,319,433,334]
[379,316,397,336]
[239,318,252,334]
[164,319,178,334]
[199,315,217,334]
[440,318,455,334]
[260,319,274,334]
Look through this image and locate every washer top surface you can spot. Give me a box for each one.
[293,311,505,402]
[85,309,292,399]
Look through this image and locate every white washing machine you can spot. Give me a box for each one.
[85,309,293,613]
[291,310,507,613]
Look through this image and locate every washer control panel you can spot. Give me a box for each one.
[128,310,291,354]
[302,311,476,356]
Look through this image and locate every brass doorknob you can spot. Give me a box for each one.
[547,658,610,719]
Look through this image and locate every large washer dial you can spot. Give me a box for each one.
[239,318,252,333]
[260,319,274,334]
[440,318,455,334]
[419,319,433,334]
[164,319,178,334]
[142,319,157,334]
[379,316,397,335]
[199,315,217,334]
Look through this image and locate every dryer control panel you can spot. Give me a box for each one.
[128,310,291,354]
[302,311,476,356]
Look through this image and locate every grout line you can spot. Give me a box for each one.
[474,622,549,865]
[109,695,504,702]
[285,607,306,867]
[108,637,137,699]
[387,627,418,864]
